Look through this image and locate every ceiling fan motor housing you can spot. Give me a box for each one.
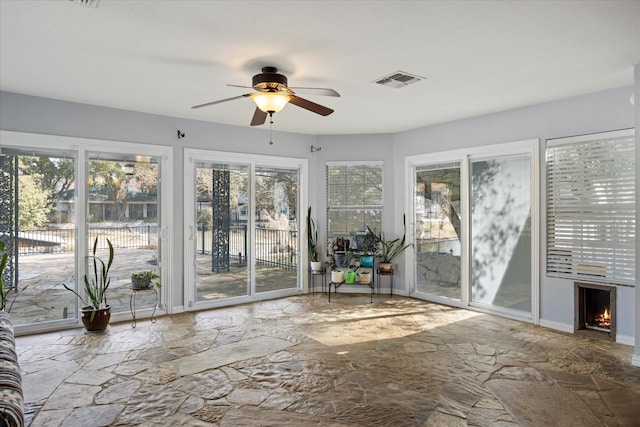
[253,67,288,92]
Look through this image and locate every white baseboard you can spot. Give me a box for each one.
[632,354,640,368]
[616,334,635,346]
[539,319,573,333]
[539,319,635,347]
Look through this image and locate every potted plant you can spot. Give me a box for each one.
[64,237,114,333]
[331,269,345,284]
[331,237,350,268]
[358,269,372,285]
[372,215,413,273]
[359,228,377,267]
[306,206,322,271]
[131,271,161,290]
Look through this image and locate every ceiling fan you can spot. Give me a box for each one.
[192,66,340,126]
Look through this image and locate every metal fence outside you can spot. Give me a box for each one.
[197,224,297,269]
[16,225,155,255]
[16,223,295,269]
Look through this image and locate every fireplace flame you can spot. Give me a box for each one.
[594,308,611,328]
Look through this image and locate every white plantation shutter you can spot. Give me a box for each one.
[546,129,635,285]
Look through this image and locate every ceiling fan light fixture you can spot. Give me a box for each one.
[252,92,291,113]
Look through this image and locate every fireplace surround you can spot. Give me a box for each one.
[574,282,616,341]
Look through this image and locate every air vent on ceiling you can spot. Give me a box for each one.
[374,71,425,89]
[69,0,100,7]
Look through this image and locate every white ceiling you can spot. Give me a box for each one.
[1,0,639,135]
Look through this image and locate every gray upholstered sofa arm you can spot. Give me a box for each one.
[0,311,23,427]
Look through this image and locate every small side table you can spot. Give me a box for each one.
[129,286,159,328]
[376,266,394,297]
[308,266,327,295]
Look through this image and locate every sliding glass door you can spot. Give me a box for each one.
[0,148,77,327]
[86,155,161,318]
[470,154,532,315]
[0,131,171,333]
[414,163,462,301]
[193,161,250,302]
[184,149,305,310]
[409,140,538,321]
[254,165,299,293]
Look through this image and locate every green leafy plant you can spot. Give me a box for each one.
[369,215,413,263]
[306,206,319,262]
[360,228,378,256]
[64,237,114,320]
[131,270,161,289]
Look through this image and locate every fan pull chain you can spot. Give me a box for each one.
[268,112,274,145]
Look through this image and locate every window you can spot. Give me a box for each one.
[546,129,635,286]
[326,161,383,247]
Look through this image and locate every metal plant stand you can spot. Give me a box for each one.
[308,266,327,295]
[377,266,394,297]
[129,287,159,328]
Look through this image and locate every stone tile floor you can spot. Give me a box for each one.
[15,294,640,426]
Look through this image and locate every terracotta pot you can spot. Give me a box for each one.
[359,271,371,284]
[81,305,111,333]
[378,262,393,273]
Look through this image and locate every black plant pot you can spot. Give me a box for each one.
[81,305,111,333]
[333,251,349,268]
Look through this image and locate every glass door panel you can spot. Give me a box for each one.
[87,157,160,316]
[194,162,250,302]
[470,155,532,313]
[255,166,299,293]
[0,149,77,327]
[414,163,462,300]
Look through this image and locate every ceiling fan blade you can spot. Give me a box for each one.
[227,84,254,89]
[289,87,340,97]
[191,93,252,109]
[250,107,268,126]
[289,96,334,116]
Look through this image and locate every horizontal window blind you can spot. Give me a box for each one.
[326,162,383,240]
[546,130,635,285]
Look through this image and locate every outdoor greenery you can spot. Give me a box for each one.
[12,155,160,229]
[195,166,298,225]
[18,173,51,229]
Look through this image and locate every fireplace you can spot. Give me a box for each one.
[574,282,616,341]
